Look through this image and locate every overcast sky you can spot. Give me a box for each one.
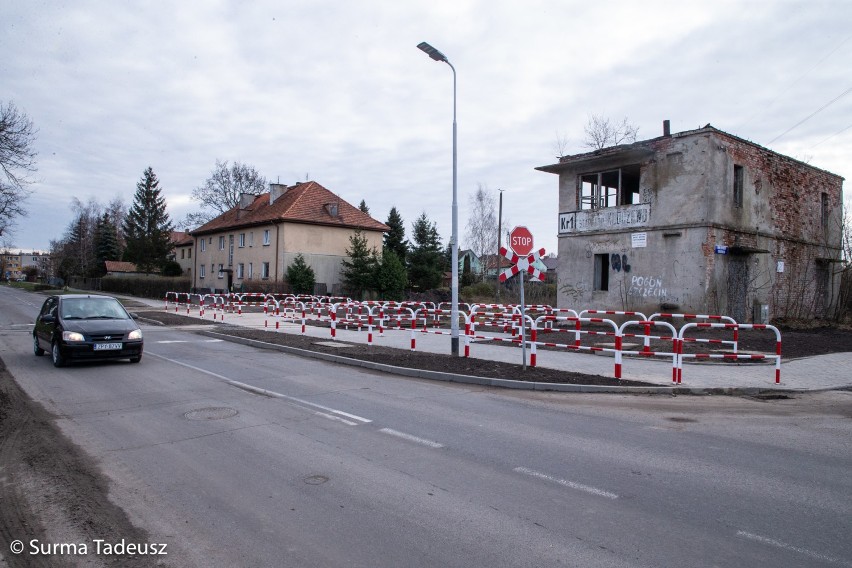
[2,0,850,255]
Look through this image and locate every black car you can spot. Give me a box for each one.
[33,294,144,367]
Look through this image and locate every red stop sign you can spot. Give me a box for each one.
[509,226,534,256]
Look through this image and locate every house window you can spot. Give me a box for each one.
[593,254,609,291]
[228,235,234,267]
[180,249,185,259]
[579,165,640,210]
[249,232,254,247]
[219,236,226,250]
[248,263,253,279]
[200,265,206,278]
[200,239,206,252]
[263,230,271,246]
[821,192,829,230]
[237,263,244,279]
[188,248,191,259]
[218,263,224,278]
[239,233,245,248]
[733,165,744,208]
[261,262,270,279]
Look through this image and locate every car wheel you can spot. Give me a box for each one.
[51,341,67,368]
[130,355,142,364]
[33,334,45,356]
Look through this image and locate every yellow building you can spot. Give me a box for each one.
[189,181,388,294]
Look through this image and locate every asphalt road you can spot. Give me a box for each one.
[1,286,851,567]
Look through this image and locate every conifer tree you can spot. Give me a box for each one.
[407,213,444,291]
[374,248,408,301]
[286,253,316,295]
[123,167,173,273]
[94,212,122,273]
[340,230,376,299]
[383,206,408,263]
[358,199,370,214]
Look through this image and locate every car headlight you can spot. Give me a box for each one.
[128,329,143,340]
[62,331,85,342]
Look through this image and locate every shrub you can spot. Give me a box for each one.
[100,276,191,299]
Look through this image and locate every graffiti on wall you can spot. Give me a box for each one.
[610,253,631,273]
[626,275,668,298]
[560,281,589,303]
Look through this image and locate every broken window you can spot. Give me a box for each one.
[733,165,744,208]
[593,254,609,291]
[821,192,829,231]
[578,165,640,210]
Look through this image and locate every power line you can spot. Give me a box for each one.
[810,124,852,148]
[767,86,852,144]
[740,35,850,132]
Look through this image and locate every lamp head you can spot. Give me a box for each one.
[417,42,447,62]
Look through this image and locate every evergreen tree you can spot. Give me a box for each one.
[374,249,408,301]
[407,213,444,291]
[340,230,376,299]
[93,212,122,275]
[383,206,408,263]
[123,167,173,273]
[286,253,316,295]
[358,199,370,214]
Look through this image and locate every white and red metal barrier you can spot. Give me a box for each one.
[677,322,781,384]
[616,320,679,382]
[650,312,739,354]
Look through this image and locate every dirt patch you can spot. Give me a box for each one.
[0,359,169,567]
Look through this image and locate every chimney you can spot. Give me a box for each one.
[269,183,288,204]
[239,193,256,209]
[663,120,671,136]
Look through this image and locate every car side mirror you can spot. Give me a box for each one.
[40,314,56,324]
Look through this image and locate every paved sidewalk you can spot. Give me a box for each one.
[139,298,852,393]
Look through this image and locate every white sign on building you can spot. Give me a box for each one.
[559,204,650,235]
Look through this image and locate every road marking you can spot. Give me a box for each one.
[514,467,618,500]
[736,531,851,566]
[379,428,444,448]
[147,352,372,425]
[156,339,224,344]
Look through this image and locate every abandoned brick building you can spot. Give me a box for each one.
[537,123,845,322]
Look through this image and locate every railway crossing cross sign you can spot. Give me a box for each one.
[498,226,547,370]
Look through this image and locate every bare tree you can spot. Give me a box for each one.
[0,101,38,237]
[182,160,267,229]
[583,114,639,150]
[553,130,571,158]
[834,208,852,321]
[464,184,497,281]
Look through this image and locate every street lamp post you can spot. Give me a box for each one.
[417,41,460,356]
[495,188,504,302]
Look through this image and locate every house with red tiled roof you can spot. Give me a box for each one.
[189,181,389,293]
[170,231,194,278]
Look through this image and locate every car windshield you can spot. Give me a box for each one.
[60,298,129,320]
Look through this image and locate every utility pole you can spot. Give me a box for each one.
[495,188,504,302]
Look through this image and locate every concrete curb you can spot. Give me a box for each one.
[196,329,822,396]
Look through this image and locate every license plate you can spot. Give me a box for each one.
[93,342,122,351]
